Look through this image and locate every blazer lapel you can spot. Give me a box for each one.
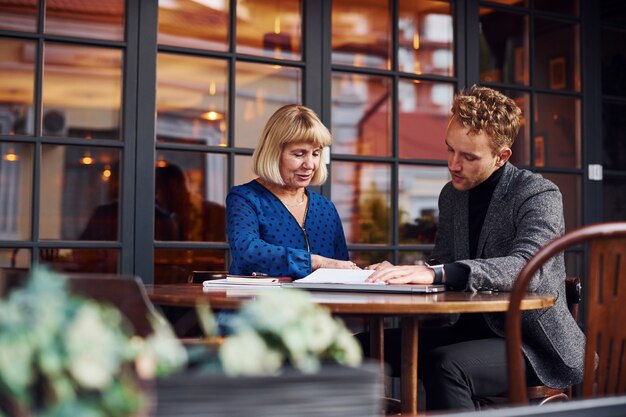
[476,163,515,256]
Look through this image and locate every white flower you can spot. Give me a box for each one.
[219,330,283,376]
[135,318,187,379]
[64,304,125,390]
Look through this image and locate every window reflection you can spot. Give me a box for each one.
[156,53,228,146]
[398,0,453,76]
[479,8,528,85]
[543,173,581,231]
[601,29,626,98]
[331,72,391,156]
[0,142,32,240]
[534,19,580,91]
[42,43,123,139]
[40,145,121,240]
[502,90,530,166]
[603,178,626,221]
[350,250,391,269]
[534,94,581,169]
[235,62,301,148]
[332,0,391,69]
[0,248,30,272]
[0,0,38,33]
[398,80,452,160]
[534,0,579,16]
[332,161,391,245]
[45,0,125,41]
[399,250,430,265]
[154,248,226,284]
[0,38,36,135]
[602,102,626,171]
[39,247,118,273]
[155,150,227,242]
[158,0,229,51]
[398,165,448,244]
[234,154,254,187]
[236,0,301,61]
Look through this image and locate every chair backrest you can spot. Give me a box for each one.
[507,222,626,405]
[67,274,159,337]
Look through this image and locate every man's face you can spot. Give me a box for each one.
[445,117,510,192]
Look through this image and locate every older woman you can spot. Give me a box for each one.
[226,104,356,278]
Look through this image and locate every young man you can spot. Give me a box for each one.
[366,86,584,411]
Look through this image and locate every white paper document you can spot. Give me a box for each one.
[297,268,382,285]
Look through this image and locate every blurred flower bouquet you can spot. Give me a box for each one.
[195,289,363,377]
[0,268,187,417]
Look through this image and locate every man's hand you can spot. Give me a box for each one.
[365,263,435,285]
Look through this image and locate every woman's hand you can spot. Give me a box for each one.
[365,263,434,285]
[312,254,360,270]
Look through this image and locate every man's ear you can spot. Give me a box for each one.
[496,148,512,167]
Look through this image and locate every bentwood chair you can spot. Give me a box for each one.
[68,274,161,338]
[507,222,626,406]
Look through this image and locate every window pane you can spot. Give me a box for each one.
[486,0,527,6]
[534,0,579,16]
[504,90,530,166]
[331,72,391,156]
[234,154,254,187]
[602,102,626,171]
[40,145,121,240]
[0,248,30,269]
[350,250,391,269]
[73,249,119,273]
[603,178,626,221]
[42,43,123,140]
[399,250,430,265]
[234,62,301,148]
[398,80,453,160]
[398,165,448,244]
[0,142,33,240]
[543,173,581,231]
[534,19,580,92]
[154,248,227,284]
[0,0,38,32]
[601,0,626,26]
[332,0,391,69]
[534,94,580,169]
[156,53,228,146]
[236,0,302,61]
[41,248,118,274]
[158,0,229,51]
[332,161,391,244]
[479,8,528,85]
[155,150,227,242]
[398,0,453,76]
[601,29,626,98]
[0,38,36,135]
[45,0,125,41]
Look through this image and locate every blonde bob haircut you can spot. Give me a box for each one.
[252,104,332,186]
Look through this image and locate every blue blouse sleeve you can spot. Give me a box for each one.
[332,207,349,261]
[226,192,312,278]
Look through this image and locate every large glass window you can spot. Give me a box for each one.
[0,142,33,240]
[156,54,228,146]
[236,0,302,61]
[0,38,36,136]
[45,0,125,41]
[42,43,123,140]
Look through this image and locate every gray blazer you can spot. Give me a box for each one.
[432,162,585,389]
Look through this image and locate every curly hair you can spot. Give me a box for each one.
[451,86,521,154]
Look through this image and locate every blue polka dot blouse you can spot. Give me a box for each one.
[226,180,349,278]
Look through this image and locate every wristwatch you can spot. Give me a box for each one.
[426,263,446,285]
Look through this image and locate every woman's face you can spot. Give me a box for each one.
[279,141,322,190]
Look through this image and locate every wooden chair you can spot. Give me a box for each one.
[507,222,626,406]
[68,274,161,338]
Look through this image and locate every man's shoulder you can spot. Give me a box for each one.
[504,164,559,194]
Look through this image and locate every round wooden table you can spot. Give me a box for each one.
[146,284,555,415]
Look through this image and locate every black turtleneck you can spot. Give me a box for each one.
[442,166,504,290]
